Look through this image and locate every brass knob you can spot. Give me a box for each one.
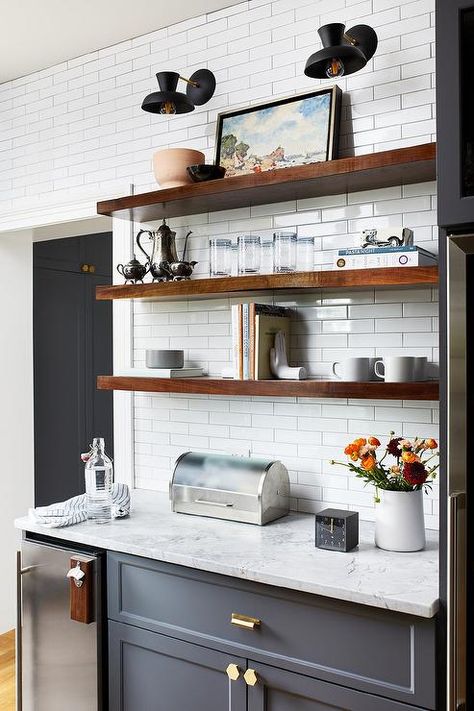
[244,669,258,687]
[231,612,261,630]
[80,264,90,273]
[226,663,240,681]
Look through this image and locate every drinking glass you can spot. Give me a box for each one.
[297,236,315,271]
[238,235,261,275]
[260,239,274,274]
[273,231,297,273]
[209,238,232,277]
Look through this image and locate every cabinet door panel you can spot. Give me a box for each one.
[437,0,474,228]
[247,662,425,711]
[109,621,246,711]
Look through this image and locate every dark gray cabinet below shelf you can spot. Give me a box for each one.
[107,552,436,711]
[247,662,428,711]
[109,621,247,711]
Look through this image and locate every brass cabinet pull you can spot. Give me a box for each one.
[80,264,96,273]
[244,669,258,687]
[226,663,240,681]
[231,612,261,630]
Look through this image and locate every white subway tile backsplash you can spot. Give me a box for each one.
[0,0,438,526]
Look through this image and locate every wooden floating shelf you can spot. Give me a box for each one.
[96,266,439,302]
[97,143,436,223]
[97,376,439,401]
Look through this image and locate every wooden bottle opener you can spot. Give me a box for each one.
[68,556,95,624]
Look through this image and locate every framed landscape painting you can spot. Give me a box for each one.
[214,86,341,178]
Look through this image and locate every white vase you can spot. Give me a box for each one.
[375,489,426,552]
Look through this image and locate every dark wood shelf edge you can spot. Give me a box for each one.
[96,266,439,301]
[97,376,439,401]
[97,143,436,222]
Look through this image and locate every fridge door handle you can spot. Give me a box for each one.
[447,491,466,711]
[16,551,36,711]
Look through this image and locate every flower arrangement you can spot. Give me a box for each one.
[330,432,439,502]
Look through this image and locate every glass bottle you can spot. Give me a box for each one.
[84,437,113,524]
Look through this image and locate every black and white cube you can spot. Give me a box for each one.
[315,509,359,552]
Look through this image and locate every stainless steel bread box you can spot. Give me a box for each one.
[170,452,290,525]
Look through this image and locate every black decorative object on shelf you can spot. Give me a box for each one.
[187,164,226,182]
[142,69,216,115]
[315,508,359,552]
[304,23,377,79]
[116,255,149,284]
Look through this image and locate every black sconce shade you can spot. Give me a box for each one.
[142,69,216,115]
[304,23,378,79]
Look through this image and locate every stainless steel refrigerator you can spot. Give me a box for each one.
[446,234,472,711]
[17,538,105,711]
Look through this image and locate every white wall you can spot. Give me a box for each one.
[0,0,440,616]
[132,180,439,527]
[0,231,34,634]
[0,0,435,217]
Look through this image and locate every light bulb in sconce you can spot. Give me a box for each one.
[160,101,177,115]
[325,57,345,78]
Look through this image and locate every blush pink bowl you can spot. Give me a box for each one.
[153,148,205,188]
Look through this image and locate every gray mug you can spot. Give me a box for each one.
[413,356,428,381]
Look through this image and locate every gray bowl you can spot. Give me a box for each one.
[146,349,184,369]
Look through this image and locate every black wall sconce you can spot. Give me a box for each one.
[304,23,378,79]
[141,69,216,115]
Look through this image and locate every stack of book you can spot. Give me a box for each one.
[118,367,203,378]
[231,303,292,380]
[334,245,438,270]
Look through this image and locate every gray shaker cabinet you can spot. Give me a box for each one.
[107,552,436,711]
[109,620,247,711]
[246,662,426,711]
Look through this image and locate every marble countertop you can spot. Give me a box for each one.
[15,490,439,618]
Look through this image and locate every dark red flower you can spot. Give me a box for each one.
[403,461,428,486]
[386,437,403,457]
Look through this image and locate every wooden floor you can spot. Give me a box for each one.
[0,630,15,711]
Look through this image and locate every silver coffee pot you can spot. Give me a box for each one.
[136,219,179,282]
[136,219,197,281]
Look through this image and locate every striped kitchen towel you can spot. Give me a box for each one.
[28,483,131,528]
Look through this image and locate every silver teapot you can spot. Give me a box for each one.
[116,255,149,284]
[136,219,197,281]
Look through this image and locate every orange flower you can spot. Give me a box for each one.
[361,454,376,470]
[402,451,418,463]
[368,436,381,447]
[425,438,438,449]
[344,444,356,455]
[353,438,367,448]
[350,452,359,461]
